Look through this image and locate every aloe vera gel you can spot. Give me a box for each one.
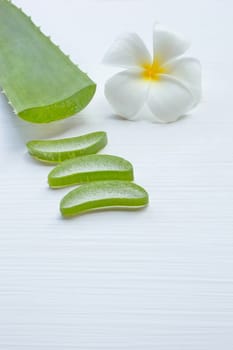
[27,130,149,217]
[48,154,134,188]
[60,181,149,216]
[27,132,107,163]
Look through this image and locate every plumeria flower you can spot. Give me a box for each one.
[103,25,202,123]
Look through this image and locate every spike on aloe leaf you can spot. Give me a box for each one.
[0,0,96,123]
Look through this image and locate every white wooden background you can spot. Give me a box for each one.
[0,0,233,349]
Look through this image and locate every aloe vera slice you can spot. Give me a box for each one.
[0,1,96,123]
[60,180,149,216]
[48,154,134,188]
[27,131,107,163]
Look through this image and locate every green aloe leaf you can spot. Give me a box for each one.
[48,154,134,188]
[27,131,107,163]
[60,180,149,217]
[0,0,96,123]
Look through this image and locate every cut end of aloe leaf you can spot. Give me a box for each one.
[0,0,96,123]
[48,154,134,188]
[27,131,107,163]
[60,180,149,217]
[18,85,96,123]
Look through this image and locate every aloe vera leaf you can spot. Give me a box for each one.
[26,131,107,163]
[48,154,134,188]
[0,0,96,123]
[60,180,149,216]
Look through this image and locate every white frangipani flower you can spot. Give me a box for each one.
[103,25,202,123]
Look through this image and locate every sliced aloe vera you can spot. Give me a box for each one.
[48,154,134,188]
[0,1,96,123]
[27,131,107,163]
[60,180,149,216]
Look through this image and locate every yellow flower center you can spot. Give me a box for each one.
[142,59,167,81]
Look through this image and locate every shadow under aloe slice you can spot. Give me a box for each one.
[48,154,134,188]
[27,131,107,163]
[60,180,149,217]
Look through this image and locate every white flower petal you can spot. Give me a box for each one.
[164,57,202,105]
[103,33,152,69]
[105,70,149,119]
[153,25,190,63]
[147,75,194,123]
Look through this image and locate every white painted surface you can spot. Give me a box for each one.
[0,0,233,349]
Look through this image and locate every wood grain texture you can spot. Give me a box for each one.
[0,0,233,349]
